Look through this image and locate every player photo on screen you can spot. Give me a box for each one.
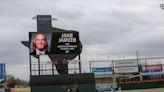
[30,32,51,56]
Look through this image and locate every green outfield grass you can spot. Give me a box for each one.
[122,88,164,92]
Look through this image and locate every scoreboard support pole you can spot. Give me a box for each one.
[79,54,81,73]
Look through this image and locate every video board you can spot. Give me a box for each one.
[29,31,80,56]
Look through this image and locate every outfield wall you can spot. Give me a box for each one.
[118,80,164,90]
[3,88,31,92]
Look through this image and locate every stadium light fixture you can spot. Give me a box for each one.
[160,3,164,10]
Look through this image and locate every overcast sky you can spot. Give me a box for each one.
[0,0,164,80]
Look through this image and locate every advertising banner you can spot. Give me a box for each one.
[140,65,164,75]
[90,61,113,68]
[92,68,113,75]
[0,64,4,79]
[115,66,138,73]
[145,65,162,71]
[115,60,138,67]
[96,83,117,91]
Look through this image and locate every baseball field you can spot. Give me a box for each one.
[122,88,164,92]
